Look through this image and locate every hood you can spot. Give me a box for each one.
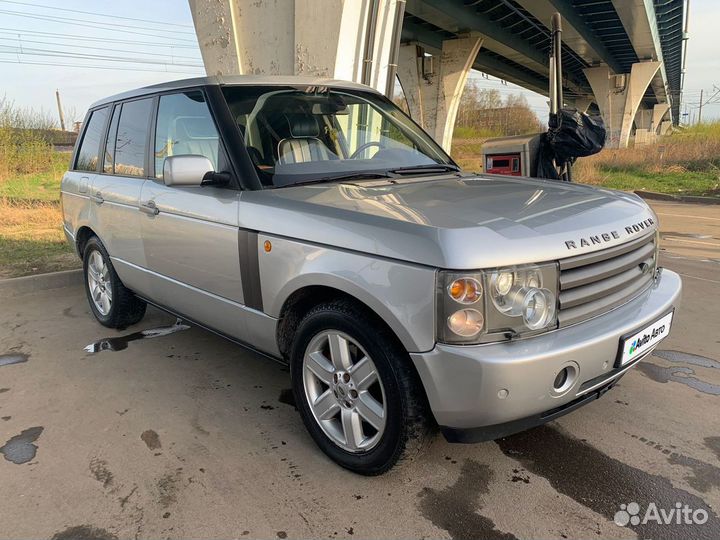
[238,173,657,269]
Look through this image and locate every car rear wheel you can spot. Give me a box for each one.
[83,236,146,328]
[290,300,431,475]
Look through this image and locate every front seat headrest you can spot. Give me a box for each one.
[286,114,320,138]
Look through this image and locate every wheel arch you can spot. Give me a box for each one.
[275,283,418,362]
[75,225,98,260]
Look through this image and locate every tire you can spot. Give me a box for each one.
[83,236,146,328]
[289,299,431,475]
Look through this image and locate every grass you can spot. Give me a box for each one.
[0,152,69,201]
[0,152,77,278]
[573,122,720,198]
[581,166,719,196]
[0,198,78,279]
[452,121,720,197]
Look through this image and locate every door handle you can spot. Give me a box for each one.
[89,191,104,204]
[139,201,159,216]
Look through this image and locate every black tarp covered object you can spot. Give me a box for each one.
[536,108,606,180]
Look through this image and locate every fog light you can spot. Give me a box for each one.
[447,309,484,337]
[554,368,569,390]
[552,364,577,394]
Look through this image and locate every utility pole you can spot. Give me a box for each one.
[697,88,703,125]
[55,89,66,131]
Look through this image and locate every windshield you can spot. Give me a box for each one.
[222,85,454,188]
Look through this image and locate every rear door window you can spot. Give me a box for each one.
[74,107,109,172]
[154,91,220,180]
[113,98,153,177]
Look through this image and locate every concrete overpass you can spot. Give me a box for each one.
[188,0,686,150]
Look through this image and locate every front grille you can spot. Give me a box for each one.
[558,232,657,327]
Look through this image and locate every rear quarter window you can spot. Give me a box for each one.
[74,107,109,172]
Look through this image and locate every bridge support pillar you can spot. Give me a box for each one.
[396,34,483,152]
[652,103,671,134]
[188,0,405,94]
[584,61,661,148]
[571,97,593,114]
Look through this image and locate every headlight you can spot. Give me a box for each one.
[438,262,558,344]
[517,287,556,330]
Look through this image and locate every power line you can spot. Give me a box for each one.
[0,0,195,29]
[0,9,198,42]
[0,47,204,68]
[0,36,202,62]
[0,7,196,35]
[0,28,199,49]
[0,58,204,74]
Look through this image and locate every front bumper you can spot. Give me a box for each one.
[410,269,682,442]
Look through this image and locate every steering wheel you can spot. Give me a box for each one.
[349,141,385,159]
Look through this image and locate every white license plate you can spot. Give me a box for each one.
[617,310,674,367]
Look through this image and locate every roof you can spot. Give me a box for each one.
[89,75,377,109]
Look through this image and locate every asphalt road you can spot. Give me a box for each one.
[0,201,718,540]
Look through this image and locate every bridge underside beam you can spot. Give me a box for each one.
[401,22,549,96]
[407,0,590,99]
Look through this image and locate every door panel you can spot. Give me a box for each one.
[64,106,108,244]
[139,183,243,337]
[92,98,154,295]
[141,90,245,339]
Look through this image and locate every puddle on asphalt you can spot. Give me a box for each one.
[418,459,518,540]
[0,426,43,464]
[661,231,713,240]
[51,525,117,540]
[653,350,720,369]
[84,319,190,353]
[141,429,162,451]
[636,363,720,395]
[0,353,29,367]
[497,425,720,539]
[706,437,720,461]
[629,434,720,493]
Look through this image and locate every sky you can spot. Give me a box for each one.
[0,0,716,126]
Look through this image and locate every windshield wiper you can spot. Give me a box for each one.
[282,171,394,188]
[388,163,460,175]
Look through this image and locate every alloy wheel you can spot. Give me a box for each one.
[302,331,387,452]
[87,250,113,316]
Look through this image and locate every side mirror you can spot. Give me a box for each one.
[163,155,214,187]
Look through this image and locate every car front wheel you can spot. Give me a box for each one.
[290,300,431,475]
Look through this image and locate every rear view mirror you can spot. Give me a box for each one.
[163,155,214,186]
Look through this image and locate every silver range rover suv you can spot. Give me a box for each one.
[61,76,682,475]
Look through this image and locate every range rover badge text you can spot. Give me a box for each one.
[565,218,655,250]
